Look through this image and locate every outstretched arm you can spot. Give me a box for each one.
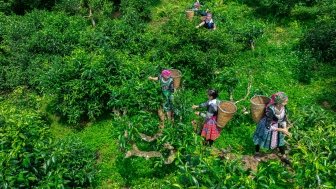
[192,105,199,109]
[196,21,205,28]
[276,128,291,137]
[192,101,209,118]
[148,76,159,81]
[192,101,207,109]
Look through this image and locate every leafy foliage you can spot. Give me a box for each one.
[0,0,268,123]
[0,91,97,188]
[289,106,336,188]
[295,51,316,84]
[0,0,336,188]
[120,0,160,23]
[242,0,300,16]
[0,0,56,15]
[299,20,336,65]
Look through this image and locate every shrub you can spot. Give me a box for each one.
[0,13,39,91]
[295,51,317,84]
[0,99,97,188]
[27,12,86,56]
[289,107,336,188]
[243,0,300,17]
[299,20,336,65]
[54,0,115,24]
[40,48,118,123]
[120,0,160,23]
[0,0,56,15]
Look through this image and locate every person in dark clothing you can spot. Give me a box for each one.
[192,89,221,146]
[149,70,174,120]
[253,92,291,165]
[196,13,216,30]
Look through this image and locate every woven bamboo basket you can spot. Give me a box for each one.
[250,95,270,123]
[168,69,182,89]
[185,10,194,20]
[217,101,237,128]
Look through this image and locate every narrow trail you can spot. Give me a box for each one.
[210,147,290,172]
[124,108,176,164]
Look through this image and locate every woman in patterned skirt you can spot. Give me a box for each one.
[253,92,291,164]
[192,89,221,146]
[149,70,174,120]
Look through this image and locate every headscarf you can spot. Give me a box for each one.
[194,2,201,8]
[267,92,288,108]
[161,70,171,78]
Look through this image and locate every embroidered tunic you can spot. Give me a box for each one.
[199,99,221,141]
[159,75,174,112]
[253,105,287,149]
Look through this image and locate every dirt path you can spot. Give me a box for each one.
[210,147,287,172]
[124,108,177,164]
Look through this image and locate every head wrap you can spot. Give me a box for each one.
[194,2,201,8]
[267,92,288,107]
[206,13,212,17]
[161,70,171,78]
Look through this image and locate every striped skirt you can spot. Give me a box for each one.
[253,117,285,149]
[201,116,221,141]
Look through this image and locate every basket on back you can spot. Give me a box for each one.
[185,10,194,20]
[217,101,237,128]
[250,95,270,123]
[169,69,182,89]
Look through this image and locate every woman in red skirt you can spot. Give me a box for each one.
[192,89,221,146]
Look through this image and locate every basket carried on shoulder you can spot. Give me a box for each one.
[217,101,237,128]
[185,10,194,20]
[168,69,182,89]
[250,95,270,123]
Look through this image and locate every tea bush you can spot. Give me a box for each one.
[0,13,38,91]
[295,51,316,84]
[0,0,56,15]
[242,0,300,17]
[1,0,269,123]
[1,0,336,187]
[40,49,118,123]
[0,92,98,188]
[289,106,336,188]
[120,0,159,23]
[299,20,336,65]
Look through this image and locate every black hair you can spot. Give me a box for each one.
[207,89,218,99]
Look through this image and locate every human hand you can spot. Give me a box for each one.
[278,128,291,137]
[194,111,200,116]
[192,105,198,109]
[282,129,291,137]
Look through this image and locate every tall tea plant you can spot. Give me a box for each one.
[40,48,119,123]
[0,98,97,188]
[284,105,336,188]
[216,68,239,100]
